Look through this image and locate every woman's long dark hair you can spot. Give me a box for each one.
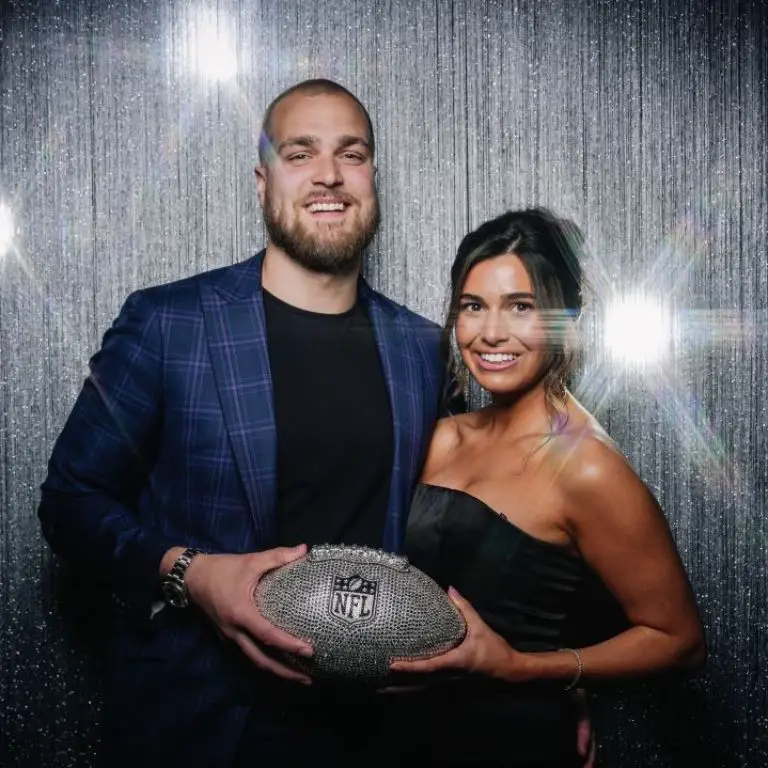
[443,207,586,421]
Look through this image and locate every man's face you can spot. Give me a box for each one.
[256,91,379,276]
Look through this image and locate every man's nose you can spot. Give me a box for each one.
[312,155,343,187]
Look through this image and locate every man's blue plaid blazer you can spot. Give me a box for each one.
[38,250,445,765]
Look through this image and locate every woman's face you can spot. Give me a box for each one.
[454,253,549,398]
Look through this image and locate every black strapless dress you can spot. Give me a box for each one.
[394,482,622,767]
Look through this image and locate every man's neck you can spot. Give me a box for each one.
[261,245,360,314]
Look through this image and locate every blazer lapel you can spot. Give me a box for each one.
[200,252,277,547]
[199,259,426,554]
[361,283,424,554]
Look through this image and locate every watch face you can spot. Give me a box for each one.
[162,577,186,608]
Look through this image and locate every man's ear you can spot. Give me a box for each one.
[254,164,267,206]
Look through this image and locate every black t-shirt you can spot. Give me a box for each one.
[263,289,393,549]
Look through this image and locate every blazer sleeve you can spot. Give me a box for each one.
[38,290,177,613]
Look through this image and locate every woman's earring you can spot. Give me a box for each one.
[450,324,461,364]
[450,325,470,404]
[451,324,490,409]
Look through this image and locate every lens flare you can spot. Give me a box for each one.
[0,203,14,257]
[603,293,673,367]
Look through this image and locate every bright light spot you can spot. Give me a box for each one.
[0,203,14,256]
[191,11,237,82]
[603,293,673,366]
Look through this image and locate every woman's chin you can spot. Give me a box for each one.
[471,374,546,404]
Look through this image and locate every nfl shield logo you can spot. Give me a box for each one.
[328,574,378,625]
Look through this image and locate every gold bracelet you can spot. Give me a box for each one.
[560,647,584,691]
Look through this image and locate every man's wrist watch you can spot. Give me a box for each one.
[161,547,202,608]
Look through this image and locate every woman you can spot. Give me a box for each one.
[390,208,705,766]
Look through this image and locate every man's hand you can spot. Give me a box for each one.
[182,545,314,684]
[572,688,596,768]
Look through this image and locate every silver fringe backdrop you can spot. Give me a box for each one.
[1,0,766,765]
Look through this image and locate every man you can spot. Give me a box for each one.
[39,79,443,766]
[39,79,593,767]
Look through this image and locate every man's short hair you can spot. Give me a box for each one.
[258,79,375,164]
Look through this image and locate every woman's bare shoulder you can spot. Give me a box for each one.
[427,414,462,452]
[550,411,658,531]
[550,402,646,498]
[421,412,479,476]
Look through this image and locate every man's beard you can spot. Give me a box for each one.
[263,190,380,277]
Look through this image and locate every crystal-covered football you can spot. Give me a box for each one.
[254,544,466,685]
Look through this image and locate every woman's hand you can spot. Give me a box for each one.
[390,587,527,681]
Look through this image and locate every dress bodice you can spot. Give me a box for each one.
[406,483,593,652]
[393,482,629,765]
